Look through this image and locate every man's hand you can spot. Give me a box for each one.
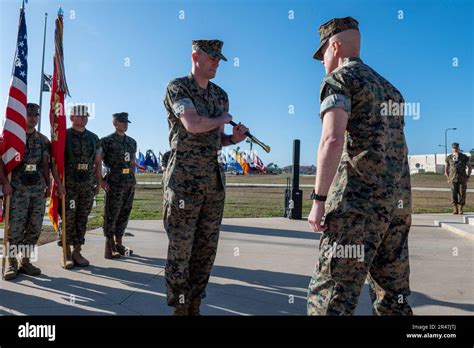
[56,182,66,196]
[2,182,12,196]
[231,122,249,143]
[221,112,233,125]
[44,185,51,199]
[308,200,327,232]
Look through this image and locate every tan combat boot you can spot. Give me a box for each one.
[61,245,75,270]
[453,204,459,214]
[459,205,464,215]
[115,235,133,256]
[72,244,90,267]
[18,257,41,276]
[4,257,18,281]
[104,237,121,259]
[173,306,188,316]
[188,298,201,316]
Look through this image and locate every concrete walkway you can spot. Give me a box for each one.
[0,214,472,315]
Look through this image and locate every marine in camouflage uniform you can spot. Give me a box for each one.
[101,112,137,259]
[3,104,52,280]
[445,143,472,214]
[307,17,413,315]
[62,105,103,269]
[163,40,249,315]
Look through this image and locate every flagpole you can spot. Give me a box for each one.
[2,0,27,277]
[38,12,48,133]
[60,176,67,266]
[1,174,12,279]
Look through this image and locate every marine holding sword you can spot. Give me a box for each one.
[162,39,250,315]
[100,112,137,259]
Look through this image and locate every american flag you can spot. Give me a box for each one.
[1,6,27,175]
[253,152,266,172]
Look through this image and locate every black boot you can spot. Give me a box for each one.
[4,257,18,281]
[115,235,133,256]
[72,244,90,267]
[104,237,121,259]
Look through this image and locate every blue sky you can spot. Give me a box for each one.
[1,0,472,166]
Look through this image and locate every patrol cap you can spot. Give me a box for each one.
[70,104,90,117]
[113,112,131,123]
[313,16,359,60]
[452,142,460,148]
[192,40,227,61]
[27,103,40,116]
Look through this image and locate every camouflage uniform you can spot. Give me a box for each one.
[64,127,101,246]
[163,41,228,308]
[9,130,50,248]
[308,17,412,316]
[446,152,469,207]
[101,128,137,239]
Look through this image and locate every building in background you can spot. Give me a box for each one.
[408,152,473,174]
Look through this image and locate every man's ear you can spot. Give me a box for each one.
[332,40,340,57]
[191,51,199,63]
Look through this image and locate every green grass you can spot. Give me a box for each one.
[135,172,318,185]
[85,173,474,230]
[410,173,473,189]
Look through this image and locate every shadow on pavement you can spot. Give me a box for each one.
[221,224,320,240]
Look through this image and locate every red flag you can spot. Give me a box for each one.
[1,6,28,175]
[48,9,70,231]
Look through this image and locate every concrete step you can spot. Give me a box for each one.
[439,222,474,241]
[462,215,474,226]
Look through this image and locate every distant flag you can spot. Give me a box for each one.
[220,151,227,164]
[220,151,227,171]
[135,151,146,172]
[144,150,158,171]
[138,151,145,166]
[253,152,266,172]
[48,8,70,231]
[232,150,243,173]
[0,4,28,175]
[236,151,250,174]
[245,151,255,169]
[42,73,52,92]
